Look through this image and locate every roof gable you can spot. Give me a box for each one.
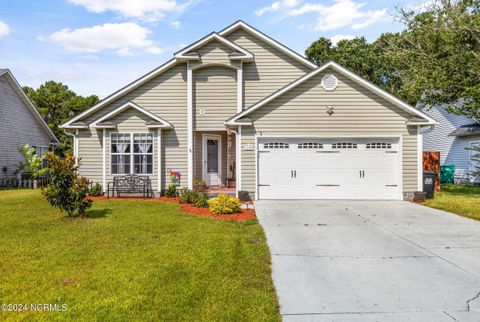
[219,21,317,70]
[61,21,315,128]
[0,69,58,142]
[226,61,437,125]
[174,32,253,61]
[90,101,172,129]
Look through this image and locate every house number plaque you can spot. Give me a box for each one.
[242,143,254,151]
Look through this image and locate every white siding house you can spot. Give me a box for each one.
[0,69,58,178]
[422,106,480,180]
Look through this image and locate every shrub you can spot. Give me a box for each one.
[163,184,178,198]
[179,188,198,204]
[194,192,210,208]
[208,194,241,214]
[42,153,92,217]
[89,183,103,197]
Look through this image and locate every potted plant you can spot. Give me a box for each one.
[193,178,207,192]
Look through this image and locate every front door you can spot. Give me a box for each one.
[203,135,222,186]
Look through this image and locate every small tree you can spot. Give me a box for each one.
[43,152,92,217]
[16,144,44,179]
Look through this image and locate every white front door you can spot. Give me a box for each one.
[258,138,401,200]
[203,135,222,186]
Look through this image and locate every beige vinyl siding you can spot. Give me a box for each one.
[194,66,237,131]
[225,28,312,108]
[240,69,419,197]
[193,131,235,186]
[0,75,52,178]
[195,39,234,65]
[78,63,188,189]
[77,129,103,183]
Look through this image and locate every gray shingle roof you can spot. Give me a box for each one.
[449,123,480,137]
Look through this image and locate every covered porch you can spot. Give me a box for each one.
[193,130,237,190]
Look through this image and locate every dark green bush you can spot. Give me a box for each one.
[163,184,178,198]
[179,188,198,204]
[194,193,210,208]
[88,183,103,197]
[43,153,92,217]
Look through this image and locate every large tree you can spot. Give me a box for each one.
[383,0,480,118]
[23,81,99,155]
[305,36,403,97]
[305,0,480,119]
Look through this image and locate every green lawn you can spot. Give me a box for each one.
[0,190,279,321]
[423,184,480,220]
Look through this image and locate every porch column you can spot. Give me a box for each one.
[102,129,106,192]
[157,128,162,193]
[187,61,194,189]
[237,61,243,113]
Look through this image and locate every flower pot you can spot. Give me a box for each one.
[414,191,427,203]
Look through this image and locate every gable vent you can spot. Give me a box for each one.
[321,74,338,91]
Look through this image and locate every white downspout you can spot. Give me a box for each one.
[63,129,78,158]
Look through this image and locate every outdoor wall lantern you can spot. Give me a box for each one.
[326,106,335,116]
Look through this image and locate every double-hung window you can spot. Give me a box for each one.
[111,133,153,175]
[133,133,153,174]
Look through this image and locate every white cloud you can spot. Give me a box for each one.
[255,0,301,16]
[115,47,133,56]
[0,20,10,38]
[43,22,164,56]
[330,34,355,45]
[256,0,388,31]
[67,0,187,21]
[145,46,165,54]
[170,20,181,29]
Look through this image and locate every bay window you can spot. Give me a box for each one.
[111,133,153,175]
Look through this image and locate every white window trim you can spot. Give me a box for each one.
[109,132,154,176]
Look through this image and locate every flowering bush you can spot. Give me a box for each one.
[208,194,241,214]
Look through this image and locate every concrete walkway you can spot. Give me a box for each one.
[255,200,480,322]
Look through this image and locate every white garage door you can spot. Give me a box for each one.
[257,138,401,200]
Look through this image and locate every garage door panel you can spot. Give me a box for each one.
[258,138,401,200]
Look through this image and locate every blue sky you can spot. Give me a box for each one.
[0,0,425,98]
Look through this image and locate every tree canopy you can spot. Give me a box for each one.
[23,81,99,155]
[305,0,480,119]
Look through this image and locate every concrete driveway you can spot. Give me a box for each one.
[255,200,480,322]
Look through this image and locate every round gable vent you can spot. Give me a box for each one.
[321,74,338,91]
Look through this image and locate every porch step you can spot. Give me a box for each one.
[207,191,236,197]
[206,188,236,197]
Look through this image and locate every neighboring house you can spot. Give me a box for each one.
[61,21,436,200]
[423,106,480,181]
[0,69,58,178]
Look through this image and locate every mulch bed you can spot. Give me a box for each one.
[88,196,256,221]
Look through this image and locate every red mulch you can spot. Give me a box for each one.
[87,196,256,221]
